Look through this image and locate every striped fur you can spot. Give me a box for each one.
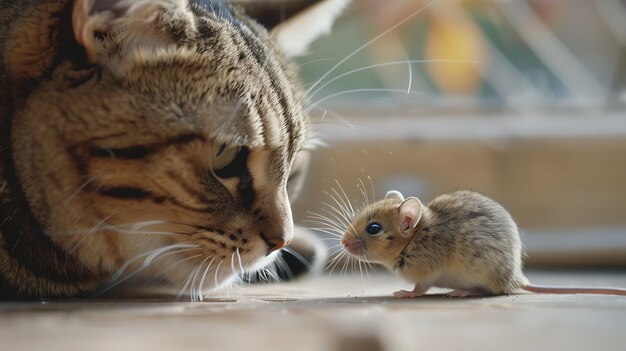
[0,0,347,299]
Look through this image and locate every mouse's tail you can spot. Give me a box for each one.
[522,283,626,296]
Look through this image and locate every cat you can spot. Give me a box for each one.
[0,0,349,299]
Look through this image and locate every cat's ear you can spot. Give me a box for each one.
[385,190,405,202]
[237,0,351,57]
[398,197,423,235]
[72,0,194,63]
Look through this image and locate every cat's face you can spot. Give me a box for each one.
[8,0,347,295]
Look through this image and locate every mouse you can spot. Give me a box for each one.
[341,190,626,297]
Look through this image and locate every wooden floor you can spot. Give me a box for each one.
[1,270,625,351]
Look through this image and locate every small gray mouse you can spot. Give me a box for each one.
[341,190,626,297]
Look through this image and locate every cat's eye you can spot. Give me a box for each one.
[211,143,249,178]
[365,222,383,235]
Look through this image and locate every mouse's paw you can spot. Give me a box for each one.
[393,290,420,298]
[447,289,489,298]
[392,286,427,298]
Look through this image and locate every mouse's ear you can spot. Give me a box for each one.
[385,190,405,201]
[398,197,423,235]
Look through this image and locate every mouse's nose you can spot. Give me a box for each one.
[342,237,350,247]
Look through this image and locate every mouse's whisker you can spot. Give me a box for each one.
[367,176,376,203]
[327,243,345,251]
[357,178,370,207]
[323,192,353,224]
[334,180,357,218]
[304,217,344,233]
[327,247,346,261]
[319,202,351,226]
[323,188,351,216]
[357,257,364,282]
[362,254,376,274]
[330,185,357,220]
[329,187,352,217]
[326,250,348,275]
[322,196,359,238]
[307,215,347,234]
[304,214,346,234]
[340,251,351,277]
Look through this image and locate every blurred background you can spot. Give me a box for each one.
[291,0,626,268]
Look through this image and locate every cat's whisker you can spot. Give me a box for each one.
[259,268,268,283]
[197,257,216,301]
[304,0,441,98]
[191,256,212,301]
[264,267,280,282]
[282,247,312,270]
[96,244,199,297]
[213,259,224,292]
[298,57,336,67]
[112,243,197,281]
[406,55,413,95]
[305,59,478,102]
[62,172,103,207]
[308,107,356,130]
[235,248,245,274]
[178,263,199,299]
[140,253,204,290]
[230,251,237,276]
[305,88,427,115]
[273,254,293,280]
[143,253,202,288]
[67,216,112,253]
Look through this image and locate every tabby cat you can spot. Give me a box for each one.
[0,0,349,299]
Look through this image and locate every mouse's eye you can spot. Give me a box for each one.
[365,222,383,235]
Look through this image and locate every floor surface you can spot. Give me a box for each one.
[1,270,625,351]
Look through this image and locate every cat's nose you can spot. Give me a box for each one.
[260,230,291,254]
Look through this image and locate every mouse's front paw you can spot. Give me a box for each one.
[392,289,423,298]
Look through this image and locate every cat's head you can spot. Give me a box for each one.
[7,0,348,295]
